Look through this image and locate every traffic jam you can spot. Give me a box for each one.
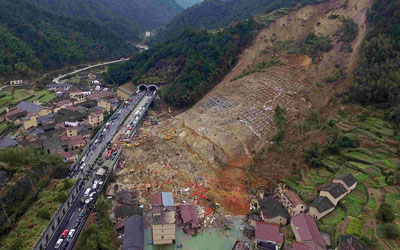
[52,89,149,250]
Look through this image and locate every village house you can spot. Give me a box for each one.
[276,184,307,216]
[5,109,27,125]
[66,135,85,150]
[53,99,74,113]
[338,235,368,250]
[320,183,348,205]
[177,205,200,235]
[122,215,144,250]
[23,113,38,129]
[69,89,83,99]
[72,94,86,104]
[86,90,114,101]
[17,101,52,118]
[66,127,78,137]
[47,83,70,91]
[97,98,113,112]
[333,173,357,192]
[9,79,23,85]
[151,192,176,245]
[259,197,290,226]
[61,151,78,163]
[290,214,326,250]
[88,109,104,127]
[308,196,335,220]
[0,137,18,148]
[255,221,284,250]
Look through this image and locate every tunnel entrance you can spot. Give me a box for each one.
[138,85,147,91]
[149,85,157,92]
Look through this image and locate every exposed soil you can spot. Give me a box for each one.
[116,0,373,216]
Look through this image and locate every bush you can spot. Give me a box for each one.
[378,202,395,222]
[37,208,51,220]
[305,144,324,168]
[55,192,67,203]
[384,223,399,239]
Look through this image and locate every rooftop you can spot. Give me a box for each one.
[0,137,18,148]
[334,173,357,188]
[17,101,43,114]
[122,215,144,250]
[291,214,325,249]
[161,192,174,207]
[179,205,200,227]
[283,189,304,206]
[311,196,335,213]
[6,109,27,119]
[338,235,368,250]
[260,197,290,220]
[255,221,283,243]
[322,183,348,198]
[152,192,162,207]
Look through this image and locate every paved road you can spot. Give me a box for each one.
[53,58,129,83]
[45,88,154,250]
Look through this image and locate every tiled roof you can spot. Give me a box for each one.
[6,109,26,119]
[291,214,325,249]
[255,221,283,243]
[334,174,357,188]
[322,183,347,198]
[55,99,72,107]
[68,136,84,146]
[17,101,43,114]
[338,235,368,250]
[152,192,162,207]
[91,109,104,116]
[47,83,70,88]
[179,205,200,227]
[122,215,144,250]
[311,196,335,213]
[292,242,312,250]
[260,197,290,220]
[284,189,304,206]
[0,137,18,148]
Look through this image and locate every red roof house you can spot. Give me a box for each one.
[290,214,326,250]
[178,205,200,235]
[255,221,284,249]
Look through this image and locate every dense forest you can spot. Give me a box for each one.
[151,0,328,44]
[0,0,134,77]
[105,19,259,108]
[29,0,183,34]
[348,0,400,104]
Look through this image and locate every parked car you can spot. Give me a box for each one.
[68,229,76,239]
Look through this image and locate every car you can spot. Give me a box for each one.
[89,192,96,198]
[55,239,63,249]
[68,229,76,239]
[74,221,80,229]
[94,139,99,144]
[85,198,93,204]
[61,229,69,238]
[80,163,86,170]
[84,188,91,196]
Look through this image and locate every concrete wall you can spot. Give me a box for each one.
[33,179,82,250]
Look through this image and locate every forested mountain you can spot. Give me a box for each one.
[29,0,184,36]
[105,20,259,108]
[348,0,400,104]
[0,0,133,77]
[151,0,327,44]
[175,0,203,8]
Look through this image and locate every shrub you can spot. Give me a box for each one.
[55,192,67,203]
[37,208,51,220]
[384,223,399,239]
[378,202,395,222]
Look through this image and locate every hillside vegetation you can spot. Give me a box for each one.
[348,0,400,104]
[105,19,259,108]
[0,0,133,77]
[0,147,67,239]
[175,0,203,8]
[29,0,183,37]
[151,0,327,44]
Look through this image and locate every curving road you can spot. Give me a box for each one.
[53,58,129,84]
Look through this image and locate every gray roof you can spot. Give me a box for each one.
[322,183,347,198]
[47,83,70,88]
[311,196,335,213]
[335,173,357,188]
[338,235,368,250]
[0,137,18,148]
[122,215,144,250]
[260,197,290,220]
[37,114,54,124]
[17,101,43,114]
[31,128,45,135]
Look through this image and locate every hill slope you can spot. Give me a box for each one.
[151,0,327,44]
[0,0,133,77]
[29,0,184,36]
[175,0,203,8]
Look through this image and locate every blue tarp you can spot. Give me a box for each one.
[161,192,174,207]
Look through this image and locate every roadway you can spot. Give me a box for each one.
[53,58,129,83]
[45,88,158,250]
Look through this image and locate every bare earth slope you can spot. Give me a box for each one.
[117,0,373,215]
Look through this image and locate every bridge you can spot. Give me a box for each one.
[33,84,158,250]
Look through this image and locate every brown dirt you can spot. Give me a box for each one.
[116,0,373,216]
